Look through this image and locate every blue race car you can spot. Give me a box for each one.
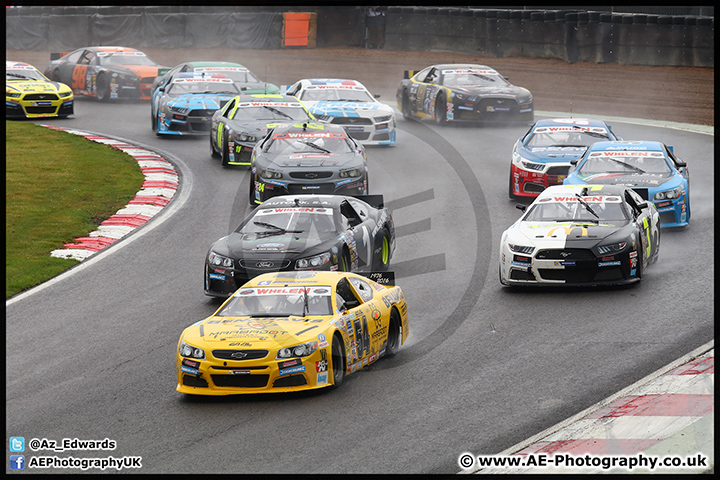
[509,118,621,199]
[564,140,690,227]
[151,74,241,136]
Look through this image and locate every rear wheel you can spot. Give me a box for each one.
[330,335,345,389]
[96,74,110,102]
[372,228,391,271]
[401,91,412,120]
[385,310,401,357]
[221,130,230,167]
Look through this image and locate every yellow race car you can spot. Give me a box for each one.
[177,270,408,396]
[6,61,74,119]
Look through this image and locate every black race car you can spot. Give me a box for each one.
[209,93,315,167]
[396,63,534,124]
[248,122,368,205]
[204,194,395,297]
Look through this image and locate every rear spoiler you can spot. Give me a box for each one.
[361,271,395,286]
[352,194,384,209]
[403,70,418,80]
[50,52,68,61]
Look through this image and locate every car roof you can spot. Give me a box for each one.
[432,63,498,72]
[587,140,666,152]
[533,118,609,128]
[231,93,301,102]
[88,46,142,53]
[300,78,367,88]
[185,61,247,69]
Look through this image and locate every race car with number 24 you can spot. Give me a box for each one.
[178,270,409,395]
[397,63,533,124]
[499,184,660,287]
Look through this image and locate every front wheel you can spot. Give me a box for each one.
[401,91,412,121]
[221,130,230,167]
[330,335,345,389]
[210,132,221,159]
[248,172,257,205]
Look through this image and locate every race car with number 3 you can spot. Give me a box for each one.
[205,194,394,298]
[396,63,533,124]
[564,140,690,228]
[44,46,166,101]
[209,93,315,167]
[178,270,408,396]
[509,118,622,199]
[6,61,74,118]
[499,184,660,287]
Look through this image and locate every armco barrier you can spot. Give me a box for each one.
[5,6,714,67]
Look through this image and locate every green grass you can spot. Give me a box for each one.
[6,121,145,299]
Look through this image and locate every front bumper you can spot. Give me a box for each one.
[321,116,396,146]
[157,109,216,135]
[653,196,690,228]
[176,343,334,395]
[510,162,572,197]
[250,175,368,205]
[6,97,73,118]
[449,98,533,123]
[500,245,641,286]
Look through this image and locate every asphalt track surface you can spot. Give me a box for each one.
[6,48,714,474]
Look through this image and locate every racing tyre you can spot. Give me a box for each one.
[508,171,518,200]
[401,91,413,121]
[339,249,351,272]
[210,134,220,159]
[330,334,345,389]
[248,173,257,205]
[221,130,230,167]
[434,93,447,124]
[372,228,391,271]
[96,74,110,102]
[385,310,401,357]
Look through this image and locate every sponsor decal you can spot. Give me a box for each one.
[317,372,328,385]
[278,358,302,369]
[180,365,200,375]
[279,365,306,376]
[598,261,621,267]
[228,370,252,375]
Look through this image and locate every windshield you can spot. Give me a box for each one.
[526,127,611,147]
[230,102,311,122]
[6,66,47,81]
[98,53,157,66]
[579,151,671,174]
[216,286,334,317]
[441,68,509,87]
[166,79,239,95]
[239,206,337,237]
[265,131,353,154]
[524,196,629,223]
[299,87,374,102]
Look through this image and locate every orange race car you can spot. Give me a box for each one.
[44,46,166,101]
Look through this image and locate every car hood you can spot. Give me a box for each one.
[167,93,234,110]
[305,100,392,117]
[223,230,337,257]
[225,119,276,137]
[519,146,588,163]
[452,85,528,97]
[263,152,361,168]
[6,80,68,95]
[575,172,673,188]
[188,316,335,347]
[512,220,629,244]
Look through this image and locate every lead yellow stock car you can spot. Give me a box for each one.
[6,61,74,118]
[177,271,408,396]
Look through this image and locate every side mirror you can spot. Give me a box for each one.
[516,204,527,212]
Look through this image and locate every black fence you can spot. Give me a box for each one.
[5,6,714,67]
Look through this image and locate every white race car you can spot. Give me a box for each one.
[499,184,660,287]
[286,78,396,146]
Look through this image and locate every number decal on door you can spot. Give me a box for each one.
[71,65,87,90]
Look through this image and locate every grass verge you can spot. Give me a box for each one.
[6,120,145,299]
